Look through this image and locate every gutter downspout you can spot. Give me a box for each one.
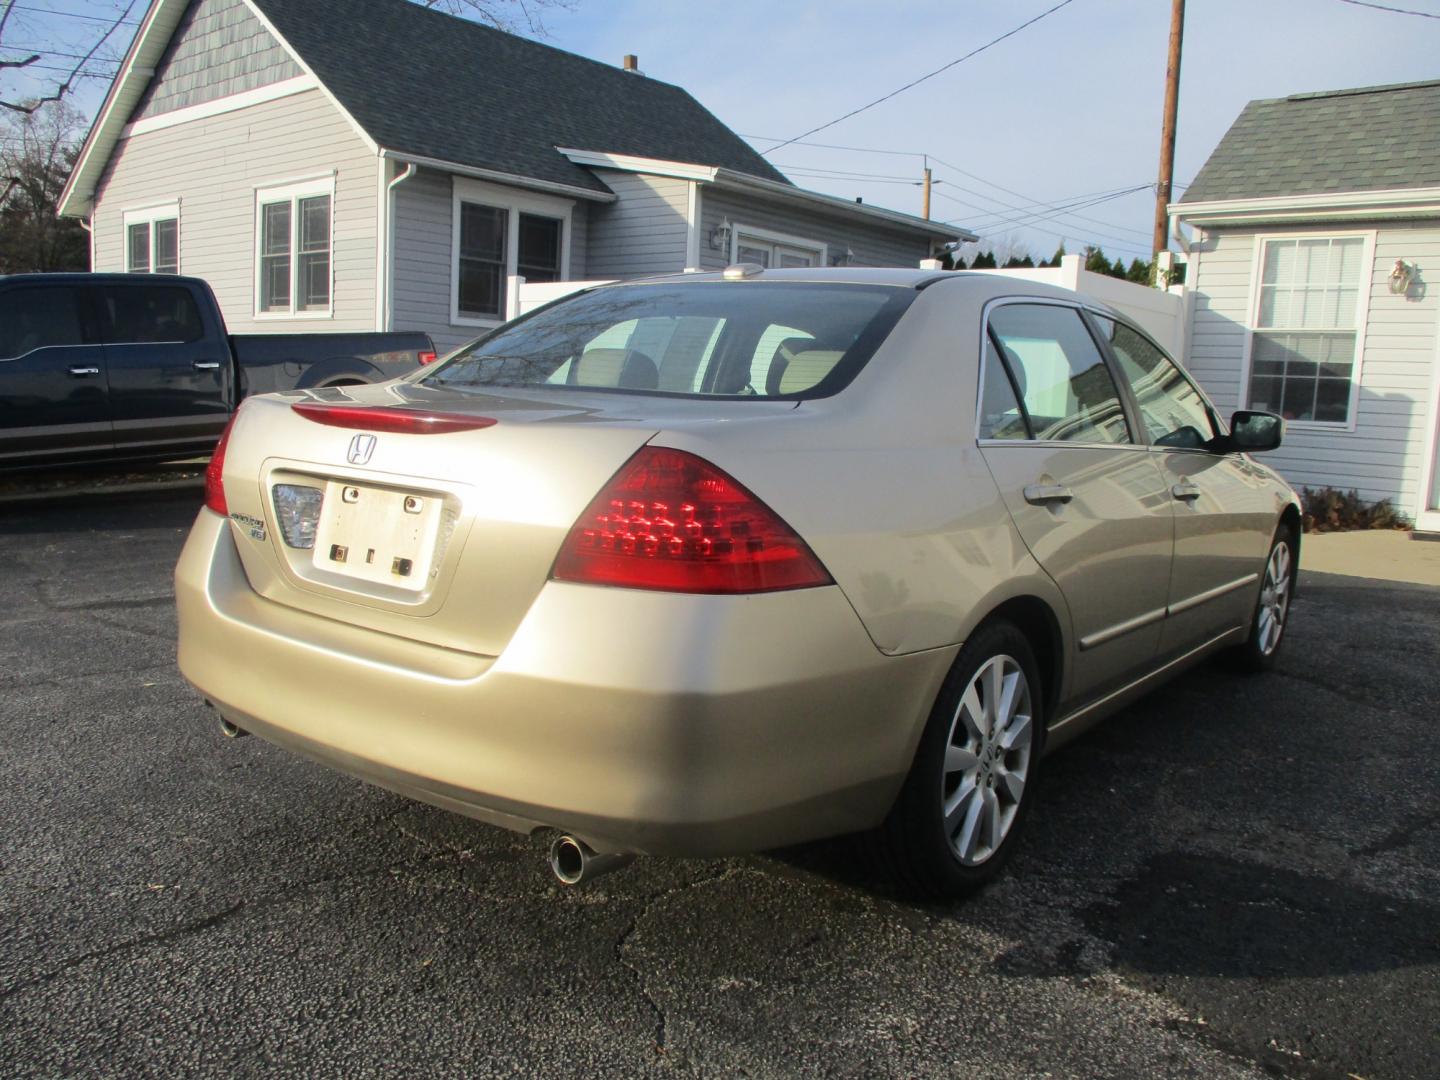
[79,217,95,271]
[378,158,417,331]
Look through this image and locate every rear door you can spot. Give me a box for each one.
[977,300,1174,707]
[97,281,233,455]
[0,282,111,465]
[1093,315,1273,654]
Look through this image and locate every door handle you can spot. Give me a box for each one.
[192,360,222,371]
[67,366,101,377]
[1171,482,1202,502]
[1023,483,1074,506]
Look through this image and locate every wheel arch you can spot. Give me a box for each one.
[974,594,1065,734]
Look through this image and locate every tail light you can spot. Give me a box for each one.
[418,350,438,365]
[204,413,237,516]
[291,402,496,433]
[551,446,832,594]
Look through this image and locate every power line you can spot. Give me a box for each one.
[937,186,1155,256]
[773,162,922,183]
[756,0,1079,154]
[929,172,1154,249]
[927,154,1155,241]
[2,4,140,26]
[742,134,926,158]
[1336,0,1440,17]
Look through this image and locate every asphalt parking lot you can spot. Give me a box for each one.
[2,489,1437,1079]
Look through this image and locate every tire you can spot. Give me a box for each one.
[869,619,1044,900]
[1227,526,1297,673]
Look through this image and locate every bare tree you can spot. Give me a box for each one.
[418,0,576,36]
[0,96,88,269]
[0,0,138,116]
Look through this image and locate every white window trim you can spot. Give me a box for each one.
[1239,229,1376,434]
[729,223,826,268]
[122,201,180,273]
[450,176,573,328]
[253,174,336,320]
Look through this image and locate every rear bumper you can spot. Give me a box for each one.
[176,510,956,855]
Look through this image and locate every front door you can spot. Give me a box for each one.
[1093,315,1274,653]
[978,301,1174,709]
[0,283,111,466]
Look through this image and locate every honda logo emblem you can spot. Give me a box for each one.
[347,433,377,465]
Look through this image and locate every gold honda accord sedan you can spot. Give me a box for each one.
[176,268,1299,898]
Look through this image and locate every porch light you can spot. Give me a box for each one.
[831,246,855,267]
[709,217,732,251]
[1388,259,1415,296]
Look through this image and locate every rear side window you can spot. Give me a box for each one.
[100,285,205,345]
[987,304,1130,445]
[423,282,914,399]
[0,286,86,359]
[1092,315,1216,449]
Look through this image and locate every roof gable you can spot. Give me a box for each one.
[1182,80,1440,204]
[249,0,789,193]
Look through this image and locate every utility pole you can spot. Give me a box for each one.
[922,163,932,221]
[1153,0,1184,258]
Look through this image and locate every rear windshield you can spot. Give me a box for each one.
[421,281,914,399]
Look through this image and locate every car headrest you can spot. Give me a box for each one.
[776,348,845,395]
[764,336,814,396]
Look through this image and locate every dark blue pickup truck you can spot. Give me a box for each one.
[0,273,436,470]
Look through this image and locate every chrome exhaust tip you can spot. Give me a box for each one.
[218,716,249,739]
[548,834,634,886]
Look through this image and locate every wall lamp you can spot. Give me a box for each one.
[708,217,732,252]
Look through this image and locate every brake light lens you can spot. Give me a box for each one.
[417,350,438,365]
[291,402,496,433]
[204,414,236,516]
[552,447,832,594]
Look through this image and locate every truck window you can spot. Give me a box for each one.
[0,287,85,359]
[99,285,205,345]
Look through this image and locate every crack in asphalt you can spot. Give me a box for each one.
[612,864,747,1059]
[0,848,471,1004]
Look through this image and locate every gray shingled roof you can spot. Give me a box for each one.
[250,0,789,194]
[1182,80,1440,204]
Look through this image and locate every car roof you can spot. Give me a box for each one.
[0,272,209,286]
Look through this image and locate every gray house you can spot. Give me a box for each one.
[1170,80,1440,534]
[60,0,968,352]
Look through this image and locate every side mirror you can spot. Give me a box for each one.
[1224,410,1284,453]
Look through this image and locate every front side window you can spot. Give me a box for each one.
[987,303,1130,444]
[1249,235,1366,423]
[425,282,912,399]
[124,206,179,274]
[0,286,85,359]
[255,182,332,315]
[1093,315,1216,449]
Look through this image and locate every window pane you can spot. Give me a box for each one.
[736,243,771,267]
[1250,330,1354,423]
[299,195,329,252]
[426,282,910,400]
[0,286,85,358]
[459,203,507,317]
[128,222,151,272]
[517,213,560,283]
[1281,376,1317,421]
[988,304,1130,444]
[1315,378,1351,422]
[153,218,179,274]
[979,339,1029,440]
[260,201,292,312]
[297,252,330,311]
[1102,320,1215,448]
[101,285,204,344]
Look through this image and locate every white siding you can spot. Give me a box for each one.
[1185,221,1440,513]
[92,88,379,333]
[584,170,690,279]
[700,187,932,271]
[390,168,592,355]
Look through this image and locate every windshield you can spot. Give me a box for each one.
[421,281,914,399]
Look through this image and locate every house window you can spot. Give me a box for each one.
[254,177,334,317]
[1248,235,1368,424]
[732,226,825,269]
[123,204,180,274]
[451,178,570,325]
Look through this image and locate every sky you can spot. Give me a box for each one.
[5,0,1440,264]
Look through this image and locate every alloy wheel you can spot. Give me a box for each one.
[940,654,1034,866]
[1256,540,1292,656]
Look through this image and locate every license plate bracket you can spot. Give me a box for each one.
[309,481,444,591]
